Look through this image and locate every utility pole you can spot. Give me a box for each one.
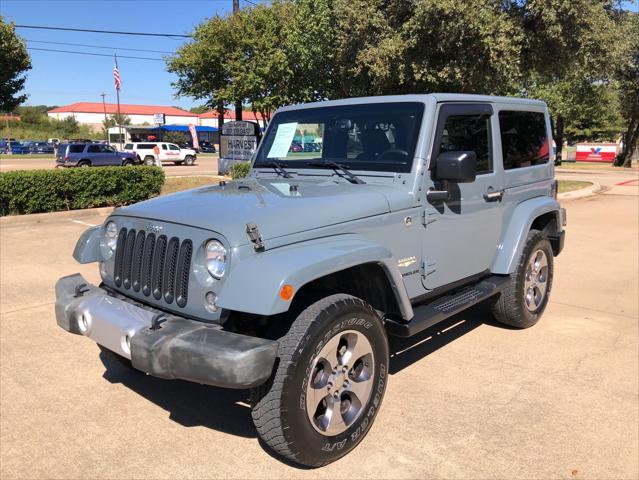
[233,0,243,122]
[100,93,108,123]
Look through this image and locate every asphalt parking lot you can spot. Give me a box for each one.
[0,172,637,479]
[0,153,219,177]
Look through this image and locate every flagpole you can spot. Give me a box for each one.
[114,53,123,149]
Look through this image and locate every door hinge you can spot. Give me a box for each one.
[421,209,438,227]
[421,260,437,278]
[246,222,265,252]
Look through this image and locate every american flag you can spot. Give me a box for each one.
[113,58,121,91]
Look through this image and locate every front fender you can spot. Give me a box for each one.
[492,197,562,274]
[216,235,413,319]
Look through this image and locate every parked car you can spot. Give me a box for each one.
[199,141,217,153]
[28,141,55,154]
[122,142,197,166]
[289,141,303,152]
[55,94,565,468]
[55,143,138,167]
[303,141,321,152]
[3,141,29,154]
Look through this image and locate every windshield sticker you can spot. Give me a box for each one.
[267,122,297,158]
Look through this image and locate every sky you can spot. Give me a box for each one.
[0,0,257,110]
[1,0,637,111]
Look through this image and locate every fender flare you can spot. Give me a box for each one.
[491,197,562,274]
[216,234,414,319]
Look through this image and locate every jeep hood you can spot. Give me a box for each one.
[116,178,397,246]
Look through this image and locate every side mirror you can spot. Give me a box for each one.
[434,151,477,183]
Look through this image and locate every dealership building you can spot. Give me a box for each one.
[48,102,267,132]
[47,102,199,131]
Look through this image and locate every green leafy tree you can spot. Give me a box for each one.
[101,114,131,136]
[0,17,31,112]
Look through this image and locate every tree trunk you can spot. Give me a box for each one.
[235,101,243,121]
[615,116,639,168]
[555,116,565,161]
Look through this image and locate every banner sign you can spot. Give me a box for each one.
[575,143,617,163]
[153,113,165,125]
[220,121,261,161]
[188,124,200,150]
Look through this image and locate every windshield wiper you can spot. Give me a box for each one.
[253,161,292,178]
[305,161,366,184]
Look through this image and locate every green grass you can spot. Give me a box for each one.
[160,175,227,195]
[557,180,592,193]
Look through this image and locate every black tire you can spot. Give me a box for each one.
[122,159,133,166]
[143,156,155,166]
[250,294,389,467]
[492,229,554,328]
[77,160,91,168]
[184,155,195,166]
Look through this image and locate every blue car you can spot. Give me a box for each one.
[29,141,55,154]
[56,143,138,167]
[3,141,30,154]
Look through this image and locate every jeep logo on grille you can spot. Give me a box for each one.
[146,224,163,234]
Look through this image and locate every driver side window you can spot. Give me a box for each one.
[439,114,493,174]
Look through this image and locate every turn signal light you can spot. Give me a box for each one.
[279,284,294,301]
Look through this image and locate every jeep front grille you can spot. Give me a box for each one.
[114,228,193,308]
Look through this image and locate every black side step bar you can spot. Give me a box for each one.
[385,275,510,337]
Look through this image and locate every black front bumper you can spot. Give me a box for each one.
[55,273,278,389]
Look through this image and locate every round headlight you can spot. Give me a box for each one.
[205,240,227,279]
[99,221,118,260]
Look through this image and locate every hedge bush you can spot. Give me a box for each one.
[229,162,250,179]
[0,166,165,216]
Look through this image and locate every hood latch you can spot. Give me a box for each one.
[246,223,265,252]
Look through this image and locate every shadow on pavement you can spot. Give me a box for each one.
[388,302,507,375]
[98,301,506,440]
[99,351,256,438]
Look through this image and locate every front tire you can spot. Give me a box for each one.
[251,294,389,467]
[184,155,195,166]
[492,229,554,328]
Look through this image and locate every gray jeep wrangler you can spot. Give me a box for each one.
[56,94,566,467]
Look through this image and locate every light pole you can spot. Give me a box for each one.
[100,93,108,123]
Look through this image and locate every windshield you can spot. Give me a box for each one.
[255,102,424,173]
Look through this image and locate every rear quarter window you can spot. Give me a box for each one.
[499,111,549,169]
[124,143,134,150]
[68,144,86,153]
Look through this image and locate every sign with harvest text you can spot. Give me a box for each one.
[220,121,261,161]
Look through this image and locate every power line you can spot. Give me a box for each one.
[27,47,165,61]
[26,39,174,54]
[15,24,192,38]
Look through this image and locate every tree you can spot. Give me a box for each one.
[101,113,131,135]
[0,17,31,112]
[614,12,639,167]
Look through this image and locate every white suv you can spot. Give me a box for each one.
[123,142,197,166]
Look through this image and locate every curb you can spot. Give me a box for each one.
[557,182,602,201]
[0,206,115,226]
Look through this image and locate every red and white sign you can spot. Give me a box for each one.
[188,124,199,150]
[575,143,617,163]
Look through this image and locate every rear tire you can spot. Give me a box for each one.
[77,160,91,168]
[250,294,389,467]
[492,229,554,328]
[143,156,155,166]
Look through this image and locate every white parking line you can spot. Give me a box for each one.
[71,219,98,227]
